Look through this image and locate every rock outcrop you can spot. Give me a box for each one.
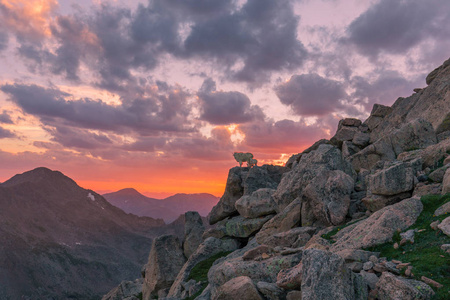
[183,211,205,258]
[142,235,186,299]
[106,58,450,300]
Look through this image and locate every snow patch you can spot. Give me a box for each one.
[87,193,95,201]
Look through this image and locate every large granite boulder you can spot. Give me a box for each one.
[142,235,186,300]
[301,249,368,300]
[235,188,277,219]
[367,162,415,196]
[167,237,240,299]
[209,165,288,225]
[243,165,288,196]
[183,211,205,258]
[330,197,423,252]
[255,198,301,245]
[273,144,355,211]
[224,215,274,238]
[261,226,316,248]
[208,243,303,291]
[368,58,450,140]
[209,167,249,225]
[213,276,263,300]
[375,272,435,300]
[256,281,287,300]
[350,119,436,171]
[301,170,354,226]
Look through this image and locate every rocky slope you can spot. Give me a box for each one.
[106,58,450,300]
[0,167,184,299]
[104,189,219,223]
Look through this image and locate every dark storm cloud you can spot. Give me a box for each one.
[275,74,347,116]
[0,126,15,139]
[0,111,13,124]
[350,71,420,111]
[10,0,306,88]
[0,83,194,135]
[197,79,265,125]
[346,0,450,57]
[184,0,307,83]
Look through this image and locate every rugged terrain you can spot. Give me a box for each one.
[0,168,185,299]
[105,58,450,300]
[103,189,219,223]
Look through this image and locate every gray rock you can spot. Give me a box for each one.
[235,188,277,219]
[285,153,302,169]
[276,262,302,290]
[438,216,450,237]
[375,272,434,300]
[286,291,303,300]
[255,198,301,245]
[331,124,359,146]
[256,281,286,300]
[262,226,316,248]
[301,170,354,226]
[359,270,378,290]
[350,119,437,172]
[142,235,186,300]
[273,144,354,211]
[342,141,361,158]
[301,249,368,300]
[209,167,249,224]
[210,166,288,224]
[302,139,332,153]
[400,229,416,243]
[363,261,374,271]
[428,164,450,183]
[335,249,379,263]
[242,245,275,261]
[213,276,263,300]
[243,165,288,196]
[413,183,442,197]
[441,244,450,254]
[426,57,450,85]
[102,279,143,300]
[368,162,415,196]
[442,168,450,194]
[435,201,450,216]
[331,197,423,251]
[224,215,273,238]
[167,237,240,298]
[194,284,212,300]
[353,131,371,147]
[184,211,205,258]
[362,192,411,212]
[208,250,303,289]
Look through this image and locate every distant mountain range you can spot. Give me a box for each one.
[103,188,219,223]
[0,167,183,299]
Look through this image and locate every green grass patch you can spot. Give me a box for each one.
[188,251,232,282]
[366,194,450,299]
[185,251,232,299]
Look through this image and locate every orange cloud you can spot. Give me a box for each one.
[0,0,58,40]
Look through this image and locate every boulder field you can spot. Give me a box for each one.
[104,58,450,300]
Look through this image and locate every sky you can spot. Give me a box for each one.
[0,0,449,198]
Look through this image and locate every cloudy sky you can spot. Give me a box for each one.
[0,0,448,197]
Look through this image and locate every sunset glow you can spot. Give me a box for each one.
[0,0,449,197]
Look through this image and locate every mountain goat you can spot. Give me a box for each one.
[233,152,256,167]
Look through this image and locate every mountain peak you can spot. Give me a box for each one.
[1,167,78,188]
[114,188,144,197]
